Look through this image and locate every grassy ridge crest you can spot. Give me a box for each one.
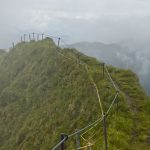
[0,38,149,150]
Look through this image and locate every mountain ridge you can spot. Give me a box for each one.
[0,38,149,150]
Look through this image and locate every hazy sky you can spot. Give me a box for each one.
[1,0,150,48]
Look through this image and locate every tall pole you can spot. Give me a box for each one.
[61,134,65,150]
[103,113,108,150]
[21,36,23,42]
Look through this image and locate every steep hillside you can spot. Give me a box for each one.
[65,42,150,94]
[0,38,149,150]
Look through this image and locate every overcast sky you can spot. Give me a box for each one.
[0,0,150,48]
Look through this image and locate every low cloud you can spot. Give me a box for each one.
[1,0,150,48]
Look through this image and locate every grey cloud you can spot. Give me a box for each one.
[1,0,150,48]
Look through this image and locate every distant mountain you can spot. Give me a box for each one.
[65,42,150,94]
[64,42,131,67]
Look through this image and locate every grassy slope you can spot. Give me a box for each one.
[0,38,149,150]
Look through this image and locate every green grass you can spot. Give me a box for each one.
[0,38,149,150]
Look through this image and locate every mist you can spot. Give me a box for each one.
[1,0,150,47]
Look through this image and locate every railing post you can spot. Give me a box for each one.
[75,129,80,149]
[103,113,108,150]
[60,133,68,150]
[29,34,31,41]
[12,42,15,48]
[33,32,35,40]
[58,37,61,47]
[42,33,44,40]
[103,63,105,78]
